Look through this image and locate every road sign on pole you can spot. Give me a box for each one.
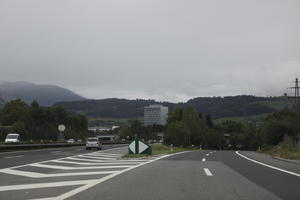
[57,124,66,141]
[129,139,152,155]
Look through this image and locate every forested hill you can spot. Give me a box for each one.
[0,81,86,106]
[54,96,284,120]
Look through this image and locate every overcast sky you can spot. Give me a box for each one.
[0,0,299,102]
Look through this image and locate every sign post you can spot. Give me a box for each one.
[129,138,152,155]
[57,124,66,142]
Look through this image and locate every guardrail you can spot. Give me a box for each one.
[0,141,129,152]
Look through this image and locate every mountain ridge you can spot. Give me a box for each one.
[0,81,86,106]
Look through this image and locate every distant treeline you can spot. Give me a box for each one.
[54,95,281,119]
[115,107,300,150]
[0,99,89,141]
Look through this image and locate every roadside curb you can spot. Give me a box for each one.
[273,156,300,164]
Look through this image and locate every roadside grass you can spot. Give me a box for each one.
[122,144,198,158]
[259,143,300,160]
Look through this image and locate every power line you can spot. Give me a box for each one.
[287,78,300,110]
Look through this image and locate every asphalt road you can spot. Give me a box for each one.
[0,144,127,169]
[0,148,299,200]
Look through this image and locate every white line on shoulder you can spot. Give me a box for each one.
[235,151,300,177]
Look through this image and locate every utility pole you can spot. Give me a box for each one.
[288,78,300,111]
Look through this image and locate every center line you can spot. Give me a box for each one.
[204,168,213,176]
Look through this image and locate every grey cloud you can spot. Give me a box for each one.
[0,0,299,102]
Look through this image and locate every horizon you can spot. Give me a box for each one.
[1,0,299,102]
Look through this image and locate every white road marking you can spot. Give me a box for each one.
[77,155,117,160]
[3,155,24,159]
[204,168,213,176]
[91,152,121,156]
[54,152,189,200]
[50,160,141,166]
[0,179,98,192]
[50,151,62,154]
[66,157,145,163]
[30,163,131,170]
[210,152,213,154]
[206,154,210,156]
[202,158,206,162]
[0,149,191,200]
[86,154,121,158]
[236,151,300,177]
[0,168,119,178]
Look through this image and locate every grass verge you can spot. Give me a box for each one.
[259,143,300,160]
[122,144,198,158]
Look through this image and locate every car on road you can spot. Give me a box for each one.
[67,139,75,143]
[5,133,20,143]
[86,137,102,150]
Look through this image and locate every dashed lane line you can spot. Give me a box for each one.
[202,158,206,162]
[204,168,213,176]
[3,155,24,159]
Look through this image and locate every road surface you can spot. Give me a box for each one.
[0,147,299,200]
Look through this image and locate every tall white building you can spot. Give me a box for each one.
[144,104,168,126]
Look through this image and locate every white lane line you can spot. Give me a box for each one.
[206,154,210,156]
[202,158,206,162]
[3,155,24,159]
[0,179,98,192]
[236,151,300,177]
[210,152,213,154]
[0,168,119,178]
[50,160,141,166]
[30,163,131,170]
[204,168,213,176]
[50,151,62,154]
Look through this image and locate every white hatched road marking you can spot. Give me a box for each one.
[50,160,141,166]
[0,180,98,192]
[0,168,120,178]
[30,163,132,170]
[65,157,144,163]
[77,155,118,160]
[89,152,121,156]
[0,146,190,200]
[204,168,213,176]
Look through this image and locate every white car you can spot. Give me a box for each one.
[5,133,20,143]
[67,139,75,143]
[86,137,102,150]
